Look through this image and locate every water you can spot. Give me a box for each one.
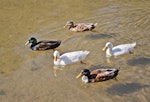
[0,0,150,102]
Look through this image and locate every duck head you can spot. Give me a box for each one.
[102,42,113,51]
[76,69,91,83]
[64,21,74,28]
[53,50,60,62]
[25,37,37,45]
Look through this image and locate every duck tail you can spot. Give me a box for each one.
[132,42,136,47]
[58,40,61,44]
[115,68,120,75]
[118,67,121,72]
[84,50,90,55]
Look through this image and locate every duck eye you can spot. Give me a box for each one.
[29,39,33,43]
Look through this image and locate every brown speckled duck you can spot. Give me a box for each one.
[64,21,98,32]
[25,37,61,51]
[76,68,119,83]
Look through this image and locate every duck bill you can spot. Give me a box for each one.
[54,56,57,61]
[64,25,67,28]
[76,73,83,79]
[25,41,29,45]
[102,46,107,51]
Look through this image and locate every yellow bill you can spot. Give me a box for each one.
[102,46,107,51]
[76,73,82,79]
[25,41,29,45]
[64,25,67,28]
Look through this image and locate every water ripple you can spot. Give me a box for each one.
[107,83,149,95]
[127,57,150,66]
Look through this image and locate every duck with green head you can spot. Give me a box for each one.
[25,37,61,51]
[76,68,119,83]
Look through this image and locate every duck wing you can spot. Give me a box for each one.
[75,23,97,32]
[60,51,90,64]
[91,69,119,82]
[33,40,61,50]
[112,42,136,56]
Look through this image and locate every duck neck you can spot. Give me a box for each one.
[69,25,75,29]
[82,75,89,83]
[107,47,113,56]
[54,56,60,65]
[30,43,37,50]
[30,39,37,47]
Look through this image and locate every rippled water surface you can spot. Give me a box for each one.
[0,0,150,102]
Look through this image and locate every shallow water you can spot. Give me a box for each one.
[0,0,150,102]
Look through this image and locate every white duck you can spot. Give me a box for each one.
[103,42,136,57]
[53,50,90,66]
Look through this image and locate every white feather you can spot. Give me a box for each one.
[104,42,136,57]
[82,76,89,83]
[53,50,90,65]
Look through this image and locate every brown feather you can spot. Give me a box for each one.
[64,21,97,32]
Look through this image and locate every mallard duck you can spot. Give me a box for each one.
[76,68,119,83]
[53,50,90,66]
[64,21,98,32]
[103,42,136,57]
[25,37,61,50]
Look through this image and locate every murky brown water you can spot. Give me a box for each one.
[0,0,150,102]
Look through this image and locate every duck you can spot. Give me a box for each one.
[25,37,61,51]
[76,68,119,83]
[53,50,90,66]
[102,42,136,57]
[64,21,98,32]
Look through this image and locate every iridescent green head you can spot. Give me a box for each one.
[25,37,37,45]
